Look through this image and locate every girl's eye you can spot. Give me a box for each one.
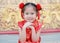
[31,13,34,15]
[26,13,29,15]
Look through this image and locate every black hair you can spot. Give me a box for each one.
[22,2,38,13]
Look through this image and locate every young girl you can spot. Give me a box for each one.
[18,2,43,43]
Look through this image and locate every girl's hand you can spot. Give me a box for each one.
[22,22,33,29]
[28,25,35,30]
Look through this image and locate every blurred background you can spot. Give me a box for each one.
[0,0,60,32]
[0,0,60,43]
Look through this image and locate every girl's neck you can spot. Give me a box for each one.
[24,19,38,23]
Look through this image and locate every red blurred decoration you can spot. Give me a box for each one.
[36,4,42,10]
[19,3,24,9]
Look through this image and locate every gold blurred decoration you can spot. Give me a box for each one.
[0,0,60,31]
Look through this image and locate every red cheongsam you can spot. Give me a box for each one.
[18,20,42,43]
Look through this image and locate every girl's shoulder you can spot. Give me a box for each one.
[38,21,43,27]
[18,20,25,28]
[35,21,43,31]
[18,21,24,24]
[39,22,43,27]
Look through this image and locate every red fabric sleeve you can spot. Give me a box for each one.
[18,22,23,28]
[39,23,42,29]
[35,23,43,31]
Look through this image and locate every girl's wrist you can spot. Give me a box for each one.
[29,26,35,30]
[22,27,26,31]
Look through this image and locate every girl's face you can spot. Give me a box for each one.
[23,6,37,22]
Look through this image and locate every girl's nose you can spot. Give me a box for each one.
[28,15,32,18]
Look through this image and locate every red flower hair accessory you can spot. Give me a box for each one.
[19,3,24,9]
[36,4,42,11]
